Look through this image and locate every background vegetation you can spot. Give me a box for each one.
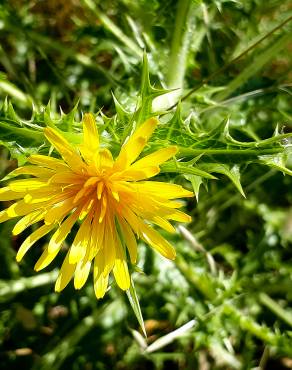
[0,0,291,369]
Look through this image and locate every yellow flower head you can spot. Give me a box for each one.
[0,115,193,298]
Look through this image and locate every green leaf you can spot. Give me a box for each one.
[259,153,292,176]
[126,276,146,337]
[200,163,245,197]
[224,119,292,149]
[184,174,204,201]
[134,52,173,124]
[161,161,217,179]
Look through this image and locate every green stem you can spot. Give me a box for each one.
[259,292,292,328]
[250,133,292,147]
[36,300,127,370]
[176,255,216,300]
[0,270,58,302]
[166,0,193,89]
[36,310,101,370]
[223,305,278,344]
[178,147,283,157]
[154,0,196,111]
[222,132,292,148]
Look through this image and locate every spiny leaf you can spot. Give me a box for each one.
[259,153,292,176]
[61,100,80,132]
[134,52,173,124]
[184,174,204,201]
[0,120,43,146]
[199,163,245,197]
[0,139,40,166]
[112,92,132,125]
[151,105,201,147]
[224,119,292,149]
[111,92,134,140]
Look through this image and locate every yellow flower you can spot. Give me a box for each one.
[0,114,193,298]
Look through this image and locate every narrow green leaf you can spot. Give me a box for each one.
[216,31,291,101]
[126,276,146,337]
[82,0,142,58]
[0,79,32,106]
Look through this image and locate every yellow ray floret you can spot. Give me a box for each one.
[0,114,193,299]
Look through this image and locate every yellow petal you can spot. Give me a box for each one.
[28,154,69,170]
[118,216,137,263]
[35,244,60,271]
[139,221,176,260]
[24,188,76,209]
[84,177,99,187]
[113,166,160,181]
[0,187,24,201]
[73,186,91,204]
[93,253,109,299]
[88,213,105,260]
[112,235,130,290]
[102,216,116,275]
[110,185,120,202]
[74,260,91,290]
[16,224,55,262]
[97,181,104,200]
[8,166,55,178]
[49,172,84,185]
[48,208,81,253]
[44,196,76,225]
[115,118,158,169]
[24,187,70,204]
[133,181,194,199]
[68,211,93,264]
[21,185,62,198]
[81,113,99,155]
[79,198,94,220]
[55,252,76,292]
[0,210,9,223]
[152,216,176,233]
[94,273,109,299]
[9,179,48,192]
[96,149,114,171]
[44,128,86,172]
[118,205,140,235]
[93,249,104,277]
[131,146,178,169]
[6,200,45,218]
[113,258,130,290]
[167,210,192,223]
[12,210,46,235]
[99,194,107,223]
